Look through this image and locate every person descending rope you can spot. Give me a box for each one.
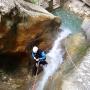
[32,46,48,76]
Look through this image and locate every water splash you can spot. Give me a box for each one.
[36,29,71,90]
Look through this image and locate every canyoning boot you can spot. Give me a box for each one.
[39,62,48,68]
[39,61,48,66]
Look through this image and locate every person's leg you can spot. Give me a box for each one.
[32,64,37,76]
[32,61,39,76]
[39,61,48,66]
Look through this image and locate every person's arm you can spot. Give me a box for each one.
[32,52,34,59]
[32,52,39,61]
[39,51,46,61]
[32,52,36,60]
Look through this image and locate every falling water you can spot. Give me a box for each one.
[36,29,71,90]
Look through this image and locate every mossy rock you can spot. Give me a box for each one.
[61,33,89,75]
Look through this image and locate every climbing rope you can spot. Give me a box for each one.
[32,62,39,90]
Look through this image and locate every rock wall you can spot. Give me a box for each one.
[81,16,90,43]
[0,0,61,54]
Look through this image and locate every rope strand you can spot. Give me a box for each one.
[32,62,39,90]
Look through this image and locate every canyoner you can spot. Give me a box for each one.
[31,46,48,90]
[31,46,48,76]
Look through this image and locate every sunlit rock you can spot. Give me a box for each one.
[65,0,90,17]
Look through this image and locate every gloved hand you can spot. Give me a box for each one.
[34,57,39,61]
[34,57,36,60]
[36,58,39,61]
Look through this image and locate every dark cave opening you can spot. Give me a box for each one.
[0,52,28,73]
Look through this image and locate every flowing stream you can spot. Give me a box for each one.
[35,29,71,90]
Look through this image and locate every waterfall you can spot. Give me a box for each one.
[36,29,71,90]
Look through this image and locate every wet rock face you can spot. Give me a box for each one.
[81,17,90,43]
[0,6,60,54]
[0,0,61,71]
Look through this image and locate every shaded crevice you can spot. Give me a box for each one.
[0,52,24,73]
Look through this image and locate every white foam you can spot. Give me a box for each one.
[36,29,71,90]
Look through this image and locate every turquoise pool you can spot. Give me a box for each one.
[52,8,83,34]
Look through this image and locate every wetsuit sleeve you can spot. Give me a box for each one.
[39,51,46,61]
[32,52,35,59]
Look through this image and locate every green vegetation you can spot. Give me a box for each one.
[31,0,38,4]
